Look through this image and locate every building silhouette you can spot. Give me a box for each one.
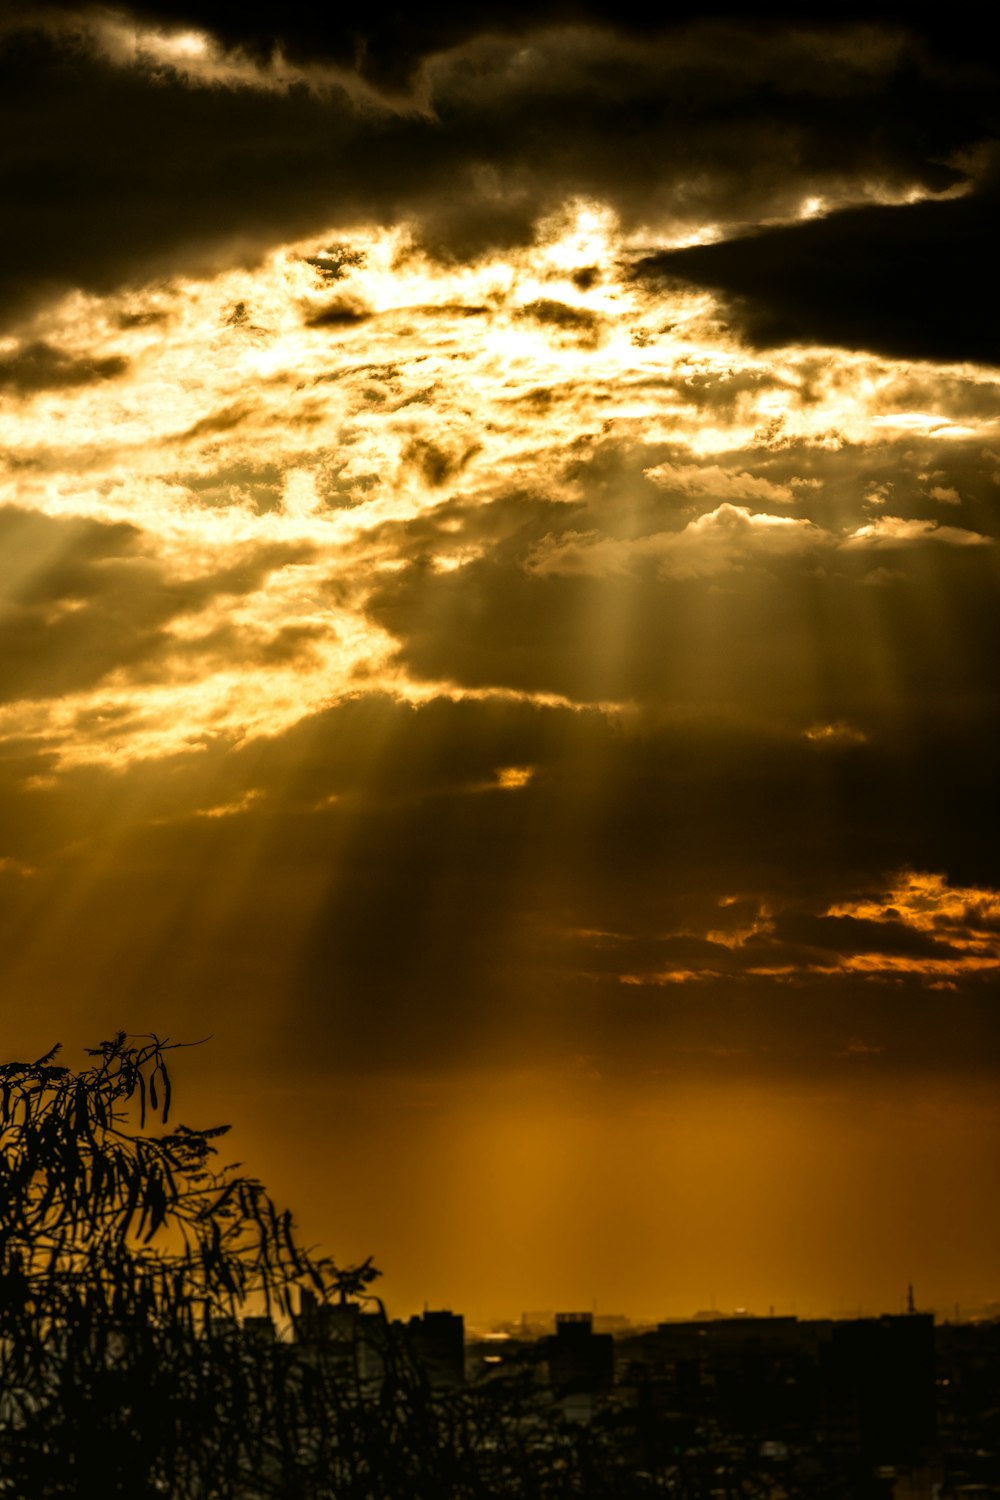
[547,1314,614,1393]
[406,1310,465,1390]
[294,1288,385,1382]
[818,1312,937,1465]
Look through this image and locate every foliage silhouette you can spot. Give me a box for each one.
[0,1031,395,1495]
[0,1033,782,1498]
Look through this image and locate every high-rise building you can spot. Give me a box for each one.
[406,1310,466,1390]
[294,1289,386,1383]
[818,1313,936,1464]
[547,1313,614,1395]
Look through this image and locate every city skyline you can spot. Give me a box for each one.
[1,2,999,1322]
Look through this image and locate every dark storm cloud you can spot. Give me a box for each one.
[359,462,1000,726]
[18,0,998,88]
[565,911,970,982]
[0,7,995,326]
[0,506,314,702]
[305,298,373,329]
[2,689,998,1082]
[768,911,963,960]
[0,340,128,393]
[640,188,1000,366]
[517,300,603,333]
[723,435,1000,544]
[278,698,1000,1076]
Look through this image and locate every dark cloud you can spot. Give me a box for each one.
[517,300,602,332]
[640,189,1000,366]
[569,909,971,980]
[399,438,480,489]
[0,340,128,393]
[274,693,1000,1075]
[361,483,1000,728]
[0,25,360,325]
[178,402,256,441]
[1,688,998,1085]
[0,506,314,702]
[116,308,168,329]
[305,297,372,329]
[769,911,962,959]
[17,1,999,89]
[0,9,995,324]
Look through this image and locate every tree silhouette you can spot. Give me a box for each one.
[0,1032,779,1498]
[0,1031,387,1496]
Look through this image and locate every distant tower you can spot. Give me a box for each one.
[907,1283,916,1315]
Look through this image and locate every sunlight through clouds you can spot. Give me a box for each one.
[2,207,998,773]
[3,2,1000,1327]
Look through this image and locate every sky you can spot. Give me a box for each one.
[2,1,1000,1324]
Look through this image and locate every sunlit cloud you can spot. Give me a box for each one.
[13,6,427,112]
[582,872,1000,991]
[642,461,800,505]
[495,766,534,790]
[803,722,868,746]
[528,504,830,578]
[845,516,993,547]
[830,871,1000,945]
[1,202,997,773]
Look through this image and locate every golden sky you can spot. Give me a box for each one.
[2,2,1000,1321]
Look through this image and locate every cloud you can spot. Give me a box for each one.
[0,340,128,393]
[641,189,1000,366]
[643,461,798,506]
[3,687,1000,1085]
[305,297,373,329]
[1,212,996,770]
[363,462,1000,720]
[583,870,1000,992]
[804,721,867,746]
[516,299,603,339]
[844,516,992,547]
[0,10,992,325]
[16,2,998,96]
[0,504,315,706]
[527,503,828,578]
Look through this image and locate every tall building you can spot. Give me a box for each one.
[547,1313,614,1395]
[818,1313,937,1464]
[294,1289,386,1383]
[406,1310,466,1390]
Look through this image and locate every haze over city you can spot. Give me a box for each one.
[2,1,999,1326]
